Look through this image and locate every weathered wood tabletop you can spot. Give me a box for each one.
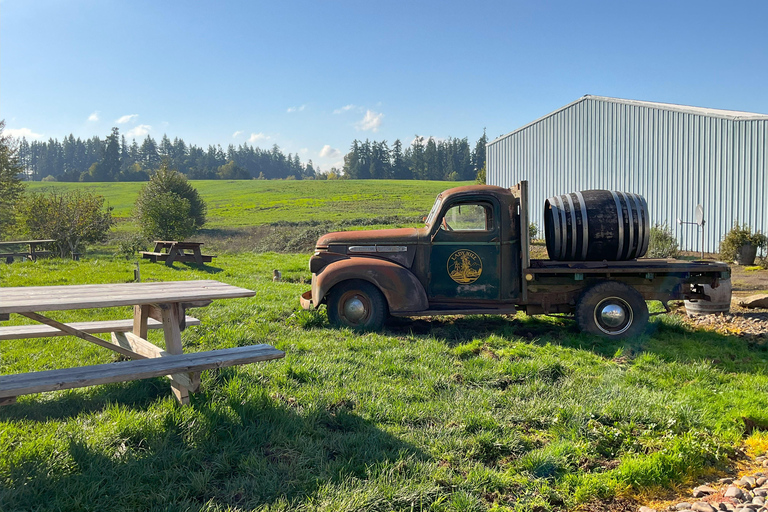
[0,280,283,406]
[0,280,253,314]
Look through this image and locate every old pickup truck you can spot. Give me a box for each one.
[300,181,730,338]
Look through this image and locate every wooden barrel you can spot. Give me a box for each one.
[684,278,732,316]
[544,190,650,261]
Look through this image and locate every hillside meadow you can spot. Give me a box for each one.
[27,179,461,228]
[2,180,768,511]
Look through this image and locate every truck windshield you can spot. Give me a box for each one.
[425,196,442,226]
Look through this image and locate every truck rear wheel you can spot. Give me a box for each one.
[327,280,387,331]
[576,281,648,339]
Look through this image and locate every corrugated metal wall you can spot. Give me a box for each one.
[487,97,768,253]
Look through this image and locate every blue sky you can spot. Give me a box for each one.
[2,0,767,172]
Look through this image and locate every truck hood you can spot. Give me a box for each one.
[316,227,420,248]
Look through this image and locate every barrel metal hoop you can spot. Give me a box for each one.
[547,198,562,259]
[610,191,625,260]
[574,191,589,260]
[555,195,567,260]
[639,195,650,256]
[565,193,578,259]
[631,193,645,258]
[620,192,634,260]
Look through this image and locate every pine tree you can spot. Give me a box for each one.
[0,120,26,236]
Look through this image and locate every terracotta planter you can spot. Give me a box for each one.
[735,244,758,266]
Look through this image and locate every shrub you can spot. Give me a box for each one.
[719,223,767,262]
[475,163,486,184]
[134,165,206,241]
[647,223,679,258]
[16,189,114,257]
[113,232,149,260]
[529,222,539,241]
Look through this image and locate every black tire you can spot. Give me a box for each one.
[326,280,388,331]
[576,281,649,339]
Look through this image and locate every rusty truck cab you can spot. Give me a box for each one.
[301,185,522,330]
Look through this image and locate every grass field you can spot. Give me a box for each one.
[5,180,768,511]
[27,180,462,228]
[3,255,768,511]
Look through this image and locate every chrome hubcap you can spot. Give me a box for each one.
[594,297,633,335]
[600,304,626,327]
[343,297,367,323]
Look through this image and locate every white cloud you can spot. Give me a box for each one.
[126,124,151,137]
[116,114,138,124]
[232,130,243,138]
[300,148,308,154]
[287,105,306,113]
[355,110,383,132]
[88,111,100,122]
[5,127,42,139]
[319,145,341,159]
[333,104,357,114]
[249,132,270,143]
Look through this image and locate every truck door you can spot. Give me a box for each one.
[429,200,501,301]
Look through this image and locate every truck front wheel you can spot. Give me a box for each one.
[576,281,649,339]
[327,280,388,331]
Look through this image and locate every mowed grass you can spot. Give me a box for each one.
[27,180,463,229]
[3,256,768,511]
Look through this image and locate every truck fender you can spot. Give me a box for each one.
[312,258,429,313]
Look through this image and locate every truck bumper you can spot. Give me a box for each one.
[300,290,313,310]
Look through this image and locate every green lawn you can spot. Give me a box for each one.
[27,180,463,228]
[2,256,767,511]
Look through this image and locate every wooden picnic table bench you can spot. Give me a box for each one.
[0,280,284,406]
[0,239,56,263]
[140,241,215,267]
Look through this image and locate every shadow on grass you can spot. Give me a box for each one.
[0,368,426,511]
[386,312,768,371]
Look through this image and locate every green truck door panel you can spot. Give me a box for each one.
[429,202,501,300]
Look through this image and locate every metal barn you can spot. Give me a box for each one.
[486,95,768,253]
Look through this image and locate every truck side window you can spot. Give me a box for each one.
[441,203,491,231]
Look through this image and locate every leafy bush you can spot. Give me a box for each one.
[647,223,679,258]
[719,223,767,262]
[134,165,206,241]
[475,163,486,184]
[529,222,539,241]
[113,232,149,260]
[15,189,114,257]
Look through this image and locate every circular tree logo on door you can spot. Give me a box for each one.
[447,250,483,284]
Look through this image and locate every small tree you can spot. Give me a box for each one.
[134,165,206,240]
[16,189,115,257]
[0,120,27,238]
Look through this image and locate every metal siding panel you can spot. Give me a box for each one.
[485,98,768,253]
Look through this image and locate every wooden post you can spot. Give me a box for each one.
[133,305,149,339]
[160,303,189,405]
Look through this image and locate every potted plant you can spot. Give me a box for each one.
[720,223,768,265]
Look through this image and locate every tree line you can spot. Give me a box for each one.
[17,128,488,182]
[343,132,487,181]
[18,128,319,182]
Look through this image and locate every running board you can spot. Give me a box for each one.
[391,306,516,317]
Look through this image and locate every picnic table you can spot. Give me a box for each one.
[0,239,56,263]
[140,241,215,266]
[0,280,284,406]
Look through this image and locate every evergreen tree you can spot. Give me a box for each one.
[140,135,160,169]
[100,127,121,180]
[0,120,27,237]
[391,139,410,179]
[472,129,487,177]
